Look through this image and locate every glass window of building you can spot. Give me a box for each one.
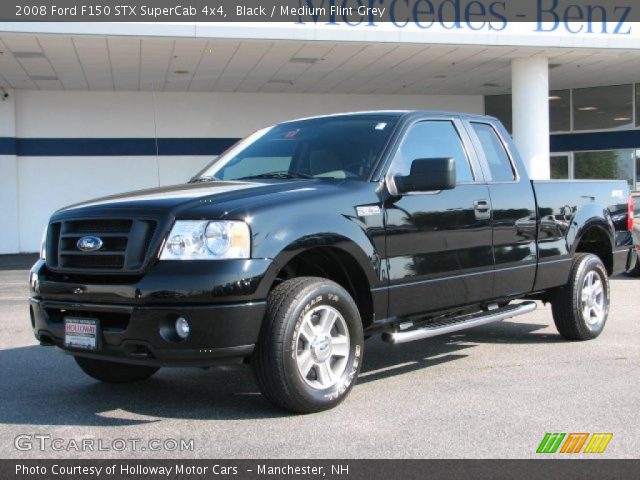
[549,90,570,132]
[550,155,570,179]
[484,95,512,133]
[574,150,635,187]
[636,84,640,128]
[486,90,571,133]
[573,84,634,131]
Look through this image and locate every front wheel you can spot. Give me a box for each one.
[551,253,610,340]
[74,356,159,383]
[253,277,364,413]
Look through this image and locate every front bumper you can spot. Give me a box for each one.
[30,298,265,367]
[29,258,272,367]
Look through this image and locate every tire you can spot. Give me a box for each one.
[551,253,610,341]
[74,356,159,383]
[253,277,364,413]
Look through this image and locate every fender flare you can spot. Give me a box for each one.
[567,206,614,256]
[254,233,382,299]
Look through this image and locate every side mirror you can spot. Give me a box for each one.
[394,157,456,194]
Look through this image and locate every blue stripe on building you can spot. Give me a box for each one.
[8,137,240,156]
[0,137,17,155]
[551,130,640,152]
[2,131,639,157]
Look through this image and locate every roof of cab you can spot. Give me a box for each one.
[279,110,493,124]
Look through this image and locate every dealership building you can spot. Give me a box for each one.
[1,19,640,253]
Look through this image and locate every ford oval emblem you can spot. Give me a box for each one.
[77,236,103,252]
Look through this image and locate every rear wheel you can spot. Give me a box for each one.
[74,356,159,383]
[253,277,364,413]
[551,253,609,340]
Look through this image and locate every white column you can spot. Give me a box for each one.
[0,88,19,254]
[511,56,550,180]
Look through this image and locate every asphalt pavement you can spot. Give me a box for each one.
[1,254,638,458]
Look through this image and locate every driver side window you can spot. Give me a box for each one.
[391,120,474,183]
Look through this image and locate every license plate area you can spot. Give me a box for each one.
[64,317,101,351]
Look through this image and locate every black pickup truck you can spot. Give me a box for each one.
[30,111,634,413]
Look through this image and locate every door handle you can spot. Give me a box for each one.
[474,200,490,212]
[474,199,491,220]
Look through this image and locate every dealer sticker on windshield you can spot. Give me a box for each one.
[64,317,100,351]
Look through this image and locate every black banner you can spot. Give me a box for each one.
[2,0,640,24]
[4,460,640,480]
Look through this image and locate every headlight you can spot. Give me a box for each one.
[40,225,48,261]
[159,220,250,260]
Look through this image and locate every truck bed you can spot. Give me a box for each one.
[532,179,631,291]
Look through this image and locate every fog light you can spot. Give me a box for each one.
[175,317,190,339]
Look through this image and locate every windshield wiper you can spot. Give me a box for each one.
[189,175,221,184]
[237,171,313,180]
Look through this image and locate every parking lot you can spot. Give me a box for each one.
[1,254,639,459]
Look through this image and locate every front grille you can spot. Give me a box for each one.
[61,255,125,269]
[47,218,159,273]
[63,219,133,234]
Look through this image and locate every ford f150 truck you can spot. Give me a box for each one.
[30,111,635,413]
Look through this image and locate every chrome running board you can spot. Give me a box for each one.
[382,301,537,344]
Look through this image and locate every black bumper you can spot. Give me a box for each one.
[29,259,272,367]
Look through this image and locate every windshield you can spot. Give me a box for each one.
[194,115,398,182]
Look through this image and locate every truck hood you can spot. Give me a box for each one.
[58,180,310,215]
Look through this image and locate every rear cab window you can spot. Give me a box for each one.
[471,122,517,182]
